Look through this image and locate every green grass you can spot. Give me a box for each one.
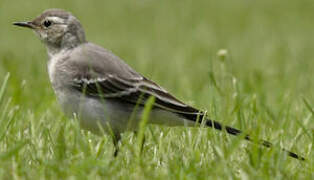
[0,0,313,179]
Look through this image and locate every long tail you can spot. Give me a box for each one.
[205,119,305,160]
[178,113,305,160]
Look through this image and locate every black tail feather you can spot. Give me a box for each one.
[205,119,305,160]
[179,112,305,160]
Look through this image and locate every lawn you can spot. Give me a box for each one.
[0,0,313,179]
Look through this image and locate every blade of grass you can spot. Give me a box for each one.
[0,73,10,105]
[0,140,29,160]
[136,96,155,157]
[302,96,314,117]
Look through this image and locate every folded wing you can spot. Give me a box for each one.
[71,74,202,116]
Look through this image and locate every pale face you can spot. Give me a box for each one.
[14,9,86,54]
[33,16,69,46]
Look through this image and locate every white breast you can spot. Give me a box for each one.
[47,50,68,84]
[48,58,57,84]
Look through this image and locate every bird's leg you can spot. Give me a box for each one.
[140,135,146,154]
[112,133,121,157]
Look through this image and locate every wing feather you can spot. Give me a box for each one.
[72,74,201,114]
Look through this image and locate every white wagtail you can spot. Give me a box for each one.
[13,9,304,160]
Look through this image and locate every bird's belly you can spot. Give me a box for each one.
[55,89,132,134]
[54,89,195,135]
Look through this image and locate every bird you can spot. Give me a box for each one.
[13,9,304,160]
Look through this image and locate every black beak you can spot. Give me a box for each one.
[13,21,35,29]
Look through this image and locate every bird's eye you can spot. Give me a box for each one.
[43,20,52,28]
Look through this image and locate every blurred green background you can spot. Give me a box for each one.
[0,0,313,179]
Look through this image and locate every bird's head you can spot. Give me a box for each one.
[14,9,86,55]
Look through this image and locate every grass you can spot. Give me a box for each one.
[0,0,313,179]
